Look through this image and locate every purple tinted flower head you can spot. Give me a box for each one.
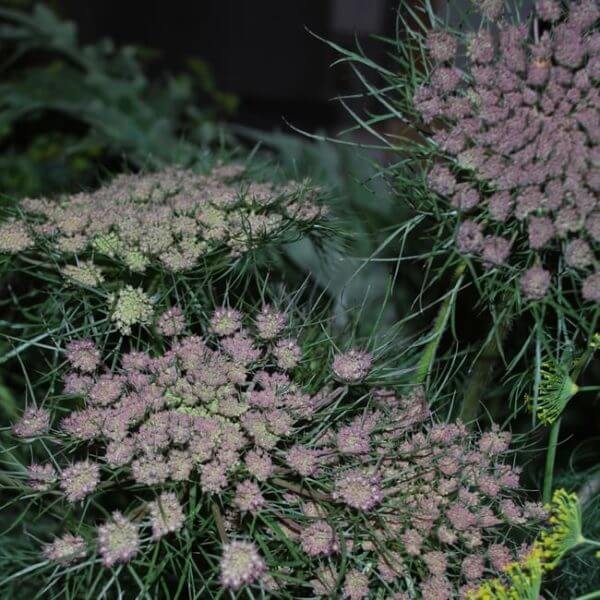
[43,534,87,564]
[28,463,57,491]
[210,307,243,336]
[428,165,457,196]
[583,272,600,302]
[60,460,100,502]
[332,349,372,384]
[474,0,505,21]
[342,570,370,600]
[481,235,511,267]
[13,406,50,438]
[300,520,338,556]
[565,239,594,268]
[286,445,320,477]
[536,0,562,22]
[98,511,140,567]
[333,469,382,511]
[456,220,484,254]
[426,30,458,63]
[244,449,274,481]
[233,479,265,513]
[219,540,266,590]
[156,306,186,336]
[149,492,185,540]
[520,265,551,300]
[66,339,101,373]
[468,30,495,64]
[255,305,286,340]
[273,338,301,370]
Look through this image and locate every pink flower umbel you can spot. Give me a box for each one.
[98,511,140,567]
[210,307,243,336]
[300,521,338,557]
[244,448,274,482]
[12,406,51,438]
[219,540,266,590]
[333,469,382,511]
[332,350,372,384]
[156,306,186,336]
[272,338,301,370]
[233,479,265,513]
[66,339,100,372]
[149,492,185,540]
[27,463,57,491]
[43,534,87,564]
[255,305,286,339]
[60,460,101,502]
[342,570,370,600]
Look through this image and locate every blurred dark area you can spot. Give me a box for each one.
[57,0,397,133]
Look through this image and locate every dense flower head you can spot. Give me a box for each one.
[12,406,51,438]
[156,306,186,337]
[61,261,104,287]
[14,308,547,596]
[148,492,185,540]
[111,286,154,335]
[0,220,34,253]
[27,463,57,491]
[219,540,266,590]
[6,166,326,285]
[43,534,87,564]
[66,339,101,372]
[300,520,338,557]
[97,511,140,567]
[416,0,600,302]
[332,349,373,383]
[59,460,101,502]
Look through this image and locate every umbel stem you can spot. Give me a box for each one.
[543,339,597,502]
[413,262,465,386]
[460,310,512,423]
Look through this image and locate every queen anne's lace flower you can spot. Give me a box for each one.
[6,166,325,284]
[416,0,599,302]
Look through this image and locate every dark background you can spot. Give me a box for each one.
[57,0,399,133]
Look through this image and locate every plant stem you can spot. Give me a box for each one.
[574,592,600,600]
[413,262,465,386]
[543,341,596,502]
[460,300,512,423]
[211,501,228,544]
[543,418,561,503]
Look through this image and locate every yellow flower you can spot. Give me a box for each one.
[536,488,584,569]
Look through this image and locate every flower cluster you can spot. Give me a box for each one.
[416,0,599,301]
[15,309,547,596]
[2,165,326,280]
